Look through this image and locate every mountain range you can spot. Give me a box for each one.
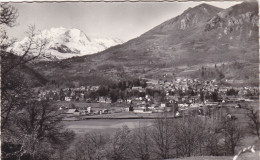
[11,27,123,60]
[31,1,258,87]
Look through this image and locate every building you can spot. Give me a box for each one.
[98,97,112,103]
[66,109,80,115]
[65,97,72,102]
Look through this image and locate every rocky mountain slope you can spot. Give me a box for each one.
[11,27,123,60]
[33,2,259,87]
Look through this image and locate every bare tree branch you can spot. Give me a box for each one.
[0,3,18,27]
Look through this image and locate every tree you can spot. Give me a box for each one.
[97,85,109,96]
[0,3,18,27]
[1,68,32,131]
[133,79,141,86]
[205,132,223,156]
[244,107,260,139]
[174,116,206,157]
[2,100,75,159]
[151,116,175,159]
[226,88,238,96]
[59,89,65,101]
[221,119,244,155]
[201,67,205,77]
[1,5,74,159]
[89,91,99,100]
[1,4,48,132]
[153,91,165,104]
[200,91,204,102]
[1,40,24,131]
[70,132,109,160]
[1,4,48,68]
[109,89,119,103]
[140,80,147,88]
[52,131,75,160]
[2,25,49,76]
[210,91,218,102]
[130,125,153,160]
[106,125,132,160]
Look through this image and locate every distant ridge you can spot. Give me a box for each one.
[33,2,259,87]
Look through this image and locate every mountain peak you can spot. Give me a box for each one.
[11,27,124,60]
[183,3,222,13]
[34,2,258,86]
[205,1,258,38]
[185,3,223,16]
[148,3,223,33]
[196,3,215,8]
[217,1,257,18]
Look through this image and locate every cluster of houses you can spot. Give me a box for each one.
[38,77,259,117]
[64,107,110,116]
[38,86,100,102]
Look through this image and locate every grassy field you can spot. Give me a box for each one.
[61,100,259,137]
[225,100,259,128]
[63,119,152,135]
[62,100,260,160]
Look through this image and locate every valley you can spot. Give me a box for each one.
[2,1,259,160]
[26,2,259,88]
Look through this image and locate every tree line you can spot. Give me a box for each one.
[62,114,251,160]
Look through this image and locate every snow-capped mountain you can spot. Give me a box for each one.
[11,27,124,60]
[33,2,258,87]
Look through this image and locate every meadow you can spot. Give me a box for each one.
[63,119,153,135]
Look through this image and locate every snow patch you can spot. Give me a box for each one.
[11,27,124,60]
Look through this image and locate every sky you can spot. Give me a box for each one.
[6,1,242,42]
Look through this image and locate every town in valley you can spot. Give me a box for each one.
[38,77,259,121]
[1,1,259,160]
